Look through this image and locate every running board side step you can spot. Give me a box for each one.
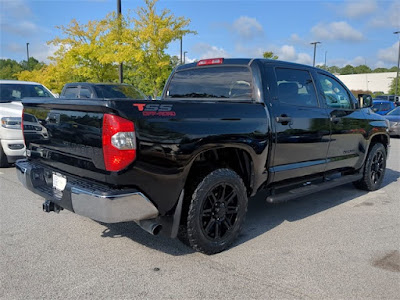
[266,173,363,203]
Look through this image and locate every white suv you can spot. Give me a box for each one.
[0,80,55,167]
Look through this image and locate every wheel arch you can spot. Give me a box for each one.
[184,146,255,197]
[368,133,389,155]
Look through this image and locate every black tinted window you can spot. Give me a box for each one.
[166,66,253,100]
[63,87,79,98]
[275,68,318,107]
[0,84,53,102]
[94,85,146,99]
[80,87,92,98]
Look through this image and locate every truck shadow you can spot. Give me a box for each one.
[98,168,399,256]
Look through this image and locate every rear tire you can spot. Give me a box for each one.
[185,168,248,254]
[0,144,9,168]
[353,143,386,191]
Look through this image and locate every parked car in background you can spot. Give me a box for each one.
[384,106,400,137]
[0,80,55,167]
[371,100,396,115]
[375,94,400,106]
[60,82,148,99]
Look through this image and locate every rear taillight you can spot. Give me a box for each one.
[197,58,224,66]
[102,114,136,172]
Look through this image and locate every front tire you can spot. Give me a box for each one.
[353,143,386,191]
[185,168,248,254]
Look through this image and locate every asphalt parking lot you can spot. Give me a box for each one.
[1,139,399,299]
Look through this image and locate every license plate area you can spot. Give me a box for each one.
[52,172,67,191]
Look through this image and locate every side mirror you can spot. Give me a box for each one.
[358,94,373,108]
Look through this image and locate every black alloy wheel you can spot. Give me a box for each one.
[200,183,240,241]
[370,149,385,185]
[185,168,248,254]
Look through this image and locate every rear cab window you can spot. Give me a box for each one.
[165,66,253,100]
[63,87,79,98]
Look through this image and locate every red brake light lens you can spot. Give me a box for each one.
[197,58,224,66]
[102,114,136,172]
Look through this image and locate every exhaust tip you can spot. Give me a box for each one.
[152,224,162,236]
[136,219,162,235]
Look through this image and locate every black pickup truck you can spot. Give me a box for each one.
[16,58,390,254]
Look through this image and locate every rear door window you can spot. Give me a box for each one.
[275,68,319,107]
[165,66,253,100]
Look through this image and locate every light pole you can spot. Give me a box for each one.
[117,0,123,83]
[180,37,183,64]
[394,31,400,101]
[26,42,29,70]
[324,51,327,67]
[310,41,321,67]
[184,51,188,64]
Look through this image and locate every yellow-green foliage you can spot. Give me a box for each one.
[16,0,195,97]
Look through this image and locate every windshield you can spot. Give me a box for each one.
[386,107,400,116]
[94,84,146,99]
[0,83,54,102]
[165,66,253,100]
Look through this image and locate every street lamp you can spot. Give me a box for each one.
[26,42,29,70]
[324,51,327,67]
[394,31,400,101]
[310,41,321,67]
[184,51,188,64]
[180,37,183,64]
[117,0,123,83]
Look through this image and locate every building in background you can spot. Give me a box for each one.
[337,72,397,94]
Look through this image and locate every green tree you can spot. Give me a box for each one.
[263,51,278,60]
[125,0,196,98]
[0,59,23,79]
[389,76,400,95]
[20,57,45,71]
[354,65,372,74]
[316,64,329,71]
[340,65,355,75]
[327,66,341,74]
[14,0,195,97]
[373,67,390,73]
[49,17,119,83]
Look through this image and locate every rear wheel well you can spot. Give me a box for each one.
[179,148,253,226]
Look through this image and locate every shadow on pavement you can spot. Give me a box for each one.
[98,168,399,256]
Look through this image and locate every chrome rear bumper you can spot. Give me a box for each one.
[16,159,159,223]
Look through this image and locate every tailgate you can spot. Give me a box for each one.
[23,99,118,180]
